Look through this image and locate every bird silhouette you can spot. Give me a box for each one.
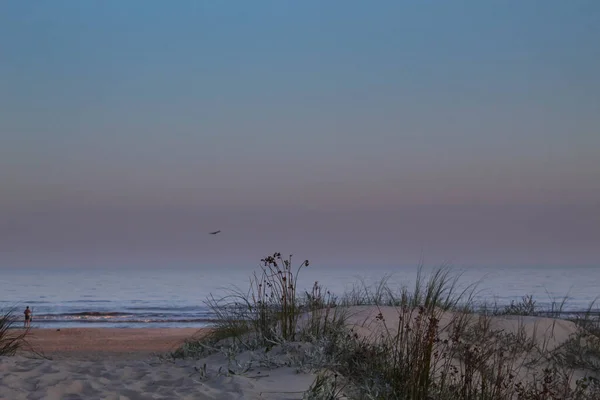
[209,230,221,235]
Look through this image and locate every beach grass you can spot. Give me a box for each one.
[173,253,347,359]
[175,253,600,399]
[0,307,30,356]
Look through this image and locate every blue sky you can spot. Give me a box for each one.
[1,1,599,268]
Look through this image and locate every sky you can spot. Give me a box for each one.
[1,1,599,268]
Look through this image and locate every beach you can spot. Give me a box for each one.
[3,306,600,399]
[2,266,600,398]
[1,326,317,400]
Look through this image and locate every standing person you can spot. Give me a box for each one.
[24,306,32,328]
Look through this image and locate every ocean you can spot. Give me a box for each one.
[1,265,599,328]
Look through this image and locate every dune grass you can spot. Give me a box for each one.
[175,254,600,399]
[173,253,347,359]
[0,307,30,356]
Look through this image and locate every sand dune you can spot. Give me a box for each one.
[2,307,598,399]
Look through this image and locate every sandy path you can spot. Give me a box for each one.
[23,328,209,360]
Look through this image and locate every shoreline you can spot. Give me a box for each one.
[18,326,212,329]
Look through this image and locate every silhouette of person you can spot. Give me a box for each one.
[24,306,32,328]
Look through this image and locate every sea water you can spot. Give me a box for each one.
[1,265,599,328]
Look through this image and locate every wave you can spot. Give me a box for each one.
[125,306,201,312]
[36,310,212,318]
[33,310,215,322]
[63,311,131,317]
[63,300,112,303]
[1,300,114,305]
[33,318,217,324]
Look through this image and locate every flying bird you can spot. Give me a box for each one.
[209,230,221,235]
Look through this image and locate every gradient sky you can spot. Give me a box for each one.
[1,1,599,268]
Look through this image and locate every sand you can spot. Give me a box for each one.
[26,328,205,360]
[1,327,317,399]
[1,307,598,399]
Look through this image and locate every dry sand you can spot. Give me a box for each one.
[26,328,205,360]
[1,327,317,400]
[1,307,598,399]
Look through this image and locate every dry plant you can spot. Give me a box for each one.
[0,307,30,356]
[305,268,600,400]
[554,299,600,374]
[173,253,344,359]
[174,256,600,399]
